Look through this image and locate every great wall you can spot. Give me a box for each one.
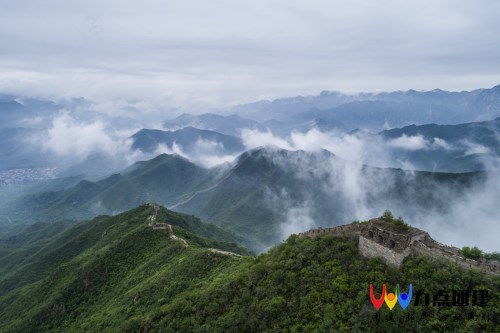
[145,203,241,258]
[144,203,499,273]
[298,218,500,276]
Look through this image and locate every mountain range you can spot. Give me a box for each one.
[230,84,500,130]
[131,126,245,155]
[1,85,500,331]
[0,204,497,332]
[3,147,486,252]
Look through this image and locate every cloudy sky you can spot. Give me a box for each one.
[1,0,500,109]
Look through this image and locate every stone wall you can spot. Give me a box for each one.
[412,240,500,276]
[297,223,363,238]
[299,220,500,275]
[359,236,412,267]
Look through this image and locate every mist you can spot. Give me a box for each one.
[240,127,499,253]
[1,103,499,253]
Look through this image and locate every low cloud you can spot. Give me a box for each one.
[42,112,132,160]
[387,135,429,150]
[461,140,490,156]
[152,138,239,168]
[243,127,500,253]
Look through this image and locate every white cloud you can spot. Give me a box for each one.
[42,112,129,160]
[461,140,490,156]
[245,126,500,252]
[431,137,452,150]
[387,135,429,150]
[151,138,239,168]
[241,129,293,150]
[241,127,390,167]
[281,205,316,239]
[1,1,500,106]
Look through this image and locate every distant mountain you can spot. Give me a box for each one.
[163,113,265,136]
[381,117,500,146]
[131,126,245,155]
[4,154,216,223]
[379,117,500,172]
[174,148,485,251]
[0,127,52,170]
[230,91,363,122]
[313,100,454,130]
[6,147,487,251]
[0,204,497,332]
[231,85,500,131]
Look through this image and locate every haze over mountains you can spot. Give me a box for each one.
[2,2,500,330]
[1,86,500,331]
[1,85,500,253]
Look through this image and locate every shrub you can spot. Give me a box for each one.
[461,246,482,260]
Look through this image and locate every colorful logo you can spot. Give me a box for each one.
[370,284,413,310]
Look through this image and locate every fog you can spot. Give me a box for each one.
[240,128,500,252]
[1,107,499,253]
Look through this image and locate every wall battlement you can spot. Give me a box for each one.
[299,218,500,276]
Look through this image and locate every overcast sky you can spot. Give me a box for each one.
[1,0,500,109]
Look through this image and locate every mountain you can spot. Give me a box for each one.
[231,85,500,131]
[0,127,52,171]
[174,148,485,251]
[379,117,500,172]
[5,148,487,252]
[0,205,251,332]
[131,126,245,155]
[314,100,455,130]
[163,113,265,136]
[0,205,497,332]
[3,154,215,224]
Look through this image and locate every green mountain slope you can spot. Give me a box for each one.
[175,148,485,252]
[0,205,250,332]
[4,154,215,223]
[0,206,498,332]
[5,148,487,253]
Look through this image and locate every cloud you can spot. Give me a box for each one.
[241,128,391,167]
[461,140,490,156]
[241,129,293,150]
[387,135,429,150]
[416,167,500,253]
[431,137,451,150]
[281,205,316,239]
[42,112,129,160]
[152,138,239,168]
[1,1,500,107]
[244,126,500,252]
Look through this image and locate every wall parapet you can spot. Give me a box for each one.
[298,219,500,276]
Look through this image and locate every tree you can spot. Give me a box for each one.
[382,210,394,222]
[461,246,482,260]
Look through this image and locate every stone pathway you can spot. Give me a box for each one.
[146,203,241,258]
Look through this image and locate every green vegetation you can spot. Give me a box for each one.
[3,147,486,254]
[381,210,411,232]
[484,252,500,261]
[0,206,498,332]
[462,246,483,260]
[461,246,500,262]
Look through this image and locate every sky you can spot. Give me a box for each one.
[1,0,500,110]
